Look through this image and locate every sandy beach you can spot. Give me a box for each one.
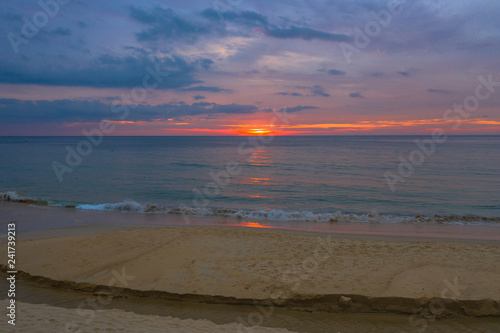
[0,300,297,333]
[0,203,500,332]
[2,203,500,332]
[6,221,500,317]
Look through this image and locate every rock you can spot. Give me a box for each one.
[338,296,352,307]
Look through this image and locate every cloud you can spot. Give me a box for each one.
[178,85,232,93]
[311,85,330,97]
[238,11,268,25]
[50,27,72,36]
[280,105,318,113]
[0,99,116,124]
[193,95,206,100]
[201,9,267,26]
[0,98,272,124]
[210,103,258,114]
[130,6,350,47]
[327,69,346,76]
[263,26,351,42]
[130,6,208,42]
[200,8,350,43]
[196,58,214,70]
[349,92,364,98]
[0,98,321,124]
[371,72,384,77]
[397,71,410,77]
[0,54,201,89]
[427,88,452,95]
[2,12,23,22]
[277,92,303,97]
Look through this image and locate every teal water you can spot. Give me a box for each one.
[1,136,499,224]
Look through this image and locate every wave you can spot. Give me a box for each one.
[2,191,500,225]
[0,191,45,205]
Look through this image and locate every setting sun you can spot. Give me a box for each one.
[234,127,275,135]
[247,128,273,135]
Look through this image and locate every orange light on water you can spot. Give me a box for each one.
[240,221,272,228]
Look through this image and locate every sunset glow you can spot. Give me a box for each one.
[242,128,274,136]
[0,1,499,136]
[2,2,500,332]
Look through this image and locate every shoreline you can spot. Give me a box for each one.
[3,201,500,243]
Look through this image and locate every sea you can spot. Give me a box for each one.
[2,135,500,333]
[1,135,499,226]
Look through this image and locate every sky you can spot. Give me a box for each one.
[0,0,499,135]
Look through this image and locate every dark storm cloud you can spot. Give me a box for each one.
[130,6,209,42]
[349,92,364,98]
[193,95,206,100]
[0,55,201,89]
[0,98,317,124]
[327,69,346,76]
[178,86,233,93]
[427,89,452,95]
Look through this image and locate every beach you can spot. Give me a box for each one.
[2,0,500,330]
[10,224,500,310]
[0,300,297,333]
[2,203,500,332]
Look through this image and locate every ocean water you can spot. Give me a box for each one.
[1,136,499,225]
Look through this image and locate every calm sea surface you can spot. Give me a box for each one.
[1,136,499,224]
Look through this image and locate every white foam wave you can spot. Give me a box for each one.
[76,200,144,212]
[2,191,498,226]
[0,191,39,204]
[72,199,500,225]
